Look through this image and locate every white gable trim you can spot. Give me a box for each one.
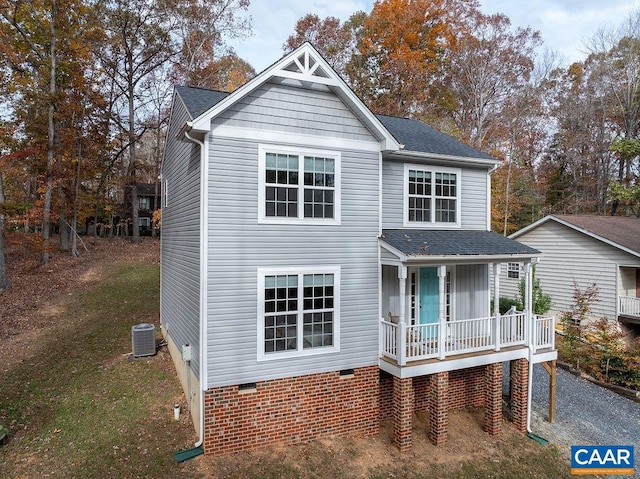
[511,215,640,259]
[187,43,400,152]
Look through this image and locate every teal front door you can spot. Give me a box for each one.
[419,267,439,324]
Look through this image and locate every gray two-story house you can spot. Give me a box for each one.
[160,43,557,456]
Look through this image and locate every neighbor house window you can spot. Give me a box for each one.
[508,263,520,279]
[258,267,340,360]
[139,217,150,228]
[139,197,151,210]
[259,146,340,224]
[405,165,460,226]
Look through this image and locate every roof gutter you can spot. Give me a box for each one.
[388,150,499,169]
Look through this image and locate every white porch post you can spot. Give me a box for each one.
[493,263,501,352]
[524,261,533,348]
[437,265,447,360]
[398,265,408,366]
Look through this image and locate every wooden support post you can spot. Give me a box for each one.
[542,360,557,423]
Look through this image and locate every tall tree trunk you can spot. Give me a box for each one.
[41,0,57,264]
[58,182,70,252]
[71,154,81,256]
[0,173,8,291]
[129,87,140,243]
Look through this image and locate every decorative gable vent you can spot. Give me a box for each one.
[132,323,156,357]
[281,51,332,81]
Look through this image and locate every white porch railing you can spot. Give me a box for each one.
[534,315,555,351]
[380,312,555,366]
[619,296,640,318]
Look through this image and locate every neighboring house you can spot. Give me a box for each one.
[124,183,160,233]
[160,43,557,456]
[504,214,640,332]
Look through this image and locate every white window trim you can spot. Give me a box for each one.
[507,262,520,280]
[403,163,462,228]
[257,266,341,361]
[258,144,341,225]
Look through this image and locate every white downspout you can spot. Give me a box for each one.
[184,129,207,448]
[524,259,536,433]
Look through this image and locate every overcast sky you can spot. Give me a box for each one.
[227,0,640,72]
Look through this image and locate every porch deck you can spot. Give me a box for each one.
[380,312,555,368]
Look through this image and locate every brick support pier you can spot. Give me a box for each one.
[392,376,413,452]
[510,358,529,433]
[484,362,503,435]
[428,371,448,445]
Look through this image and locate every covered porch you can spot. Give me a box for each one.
[378,229,558,451]
[617,266,640,325]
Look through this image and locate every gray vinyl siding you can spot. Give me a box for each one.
[454,264,489,319]
[503,220,640,320]
[211,82,376,142]
[380,247,399,263]
[160,94,202,375]
[382,265,400,320]
[205,84,381,387]
[381,159,488,229]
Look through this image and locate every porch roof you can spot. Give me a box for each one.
[379,229,540,262]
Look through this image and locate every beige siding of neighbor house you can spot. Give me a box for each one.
[502,220,640,321]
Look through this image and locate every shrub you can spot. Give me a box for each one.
[518,266,551,315]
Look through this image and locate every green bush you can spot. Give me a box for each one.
[499,297,521,314]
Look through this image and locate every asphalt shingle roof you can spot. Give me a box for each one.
[175,85,229,119]
[174,85,493,160]
[380,229,540,257]
[375,114,495,160]
[553,215,640,254]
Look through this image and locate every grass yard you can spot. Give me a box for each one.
[0,238,575,478]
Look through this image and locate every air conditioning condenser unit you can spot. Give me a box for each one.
[132,323,156,357]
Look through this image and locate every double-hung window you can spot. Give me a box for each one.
[258,267,340,360]
[259,145,340,224]
[404,164,461,227]
[507,263,520,279]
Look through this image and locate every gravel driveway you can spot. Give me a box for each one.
[527,364,640,476]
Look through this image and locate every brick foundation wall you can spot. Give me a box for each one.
[379,371,394,421]
[448,367,486,411]
[380,366,489,418]
[203,366,379,455]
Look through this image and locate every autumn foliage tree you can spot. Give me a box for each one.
[284,13,356,77]
[347,0,475,117]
